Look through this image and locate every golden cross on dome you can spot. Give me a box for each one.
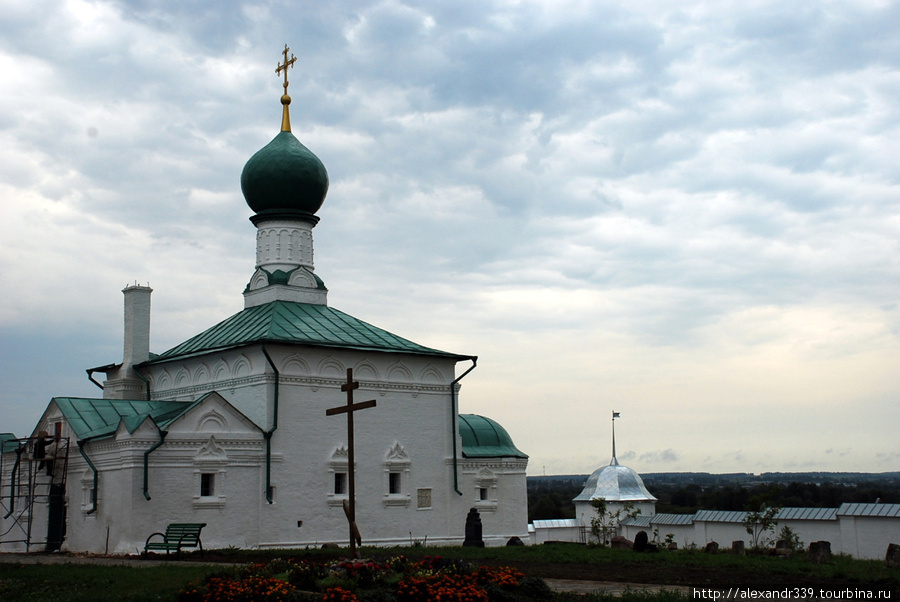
[276,44,297,132]
[276,44,297,93]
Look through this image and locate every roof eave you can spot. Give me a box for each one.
[85,362,122,373]
[148,339,475,365]
[461,451,529,460]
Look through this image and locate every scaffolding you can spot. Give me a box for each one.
[0,435,71,552]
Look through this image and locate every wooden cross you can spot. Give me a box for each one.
[276,44,297,94]
[325,368,376,558]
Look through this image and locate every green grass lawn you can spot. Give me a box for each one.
[456,543,897,582]
[0,562,215,601]
[202,543,900,588]
[1,545,896,601]
[0,557,679,601]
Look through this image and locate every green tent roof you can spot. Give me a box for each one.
[150,300,471,363]
[459,414,528,459]
[51,397,194,441]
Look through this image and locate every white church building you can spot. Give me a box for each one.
[0,53,529,555]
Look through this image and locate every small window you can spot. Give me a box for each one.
[81,486,97,509]
[389,472,402,495]
[479,487,488,501]
[334,472,347,495]
[200,473,215,497]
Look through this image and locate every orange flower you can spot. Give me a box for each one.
[322,586,360,602]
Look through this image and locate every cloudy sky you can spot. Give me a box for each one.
[1,0,898,476]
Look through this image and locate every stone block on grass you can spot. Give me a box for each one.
[808,541,832,564]
[886,543,900,568]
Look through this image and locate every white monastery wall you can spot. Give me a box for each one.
[839,516,897,560]
[541,512,899,560]
[530,521,583,545]
[619,522,695,548]
[777,519,843,555]
[692,520,759,549]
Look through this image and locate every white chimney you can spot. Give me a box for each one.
[122,284,152,370]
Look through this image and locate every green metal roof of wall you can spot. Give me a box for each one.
[148,300,472,363]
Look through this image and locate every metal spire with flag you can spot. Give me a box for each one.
[611,411,620,465]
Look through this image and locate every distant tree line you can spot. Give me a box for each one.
[654,481,900,513]
[527,475,900,521]
[527,476,582,521]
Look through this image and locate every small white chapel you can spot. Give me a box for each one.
[529,415,900,560]
[0,48,529,554]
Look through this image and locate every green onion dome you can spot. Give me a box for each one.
[240,131,329,222]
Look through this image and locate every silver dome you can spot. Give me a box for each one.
[572,458,657,503]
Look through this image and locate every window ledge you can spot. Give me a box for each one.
[475,500,498,512]
[382,494,411,508]
[193,497,226,509]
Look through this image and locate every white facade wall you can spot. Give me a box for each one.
[37,395,265,554]
[21,343,527,554]
[458,457,529,546]
[0,449,29,552]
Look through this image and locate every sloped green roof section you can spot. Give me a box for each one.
[1,433,19,452]
[52,398,193,441]
[459,414,528,459]
[151,301,470,363]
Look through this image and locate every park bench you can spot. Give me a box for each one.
[143,522,207,559]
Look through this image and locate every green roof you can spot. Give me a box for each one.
[459,414,528,459]
[1,433,19,452]
[51,397,194,441]
[150,300,470,363]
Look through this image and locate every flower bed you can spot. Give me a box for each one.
[176,555,540,602]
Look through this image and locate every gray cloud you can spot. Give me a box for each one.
[640,449,680,464]
[1,0,898,474]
